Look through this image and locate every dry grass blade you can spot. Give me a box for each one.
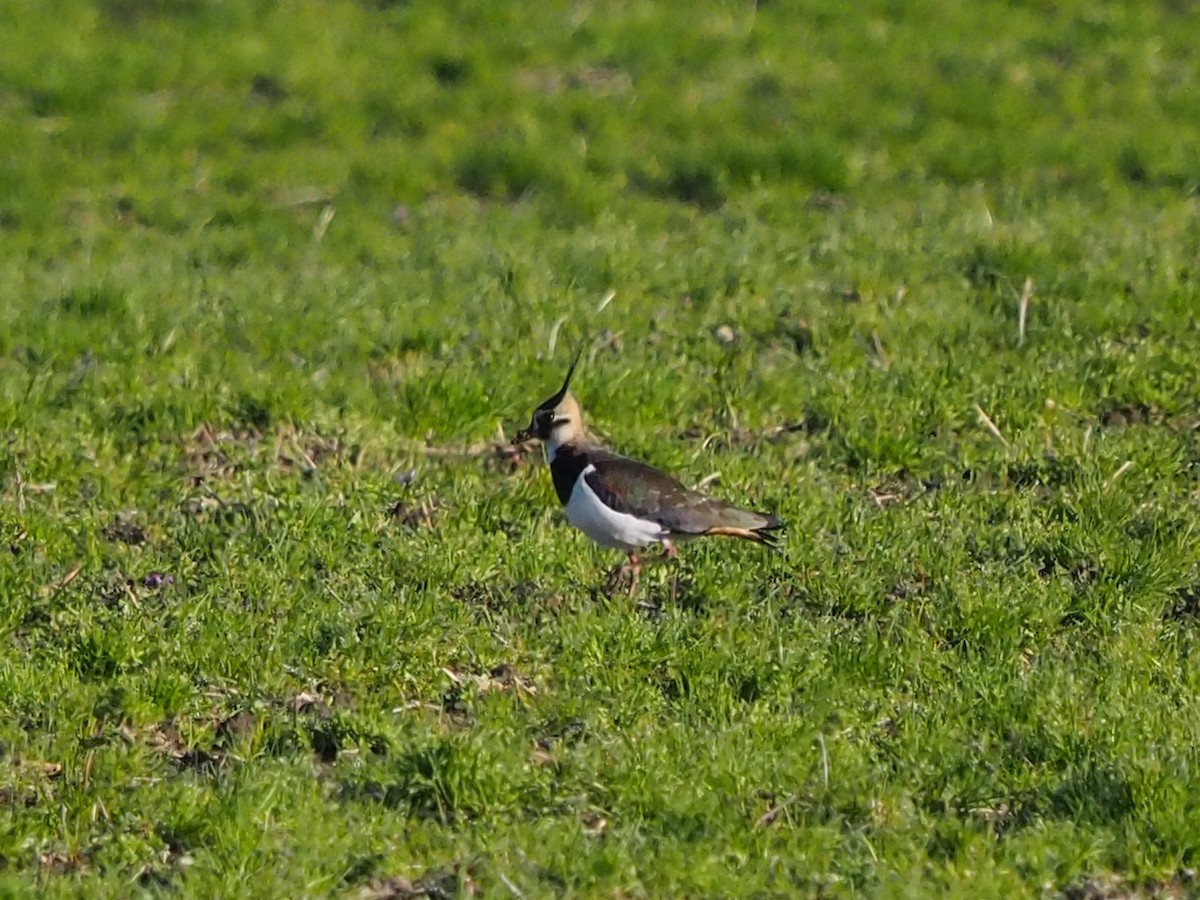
[871,330,889,368]
[974,404,1010,448]
[755,798,793,830]
[394,435,537,467]
[547,315,568,356]
[1017,276,1034,346]
[1104,460,1134,491]
[38,563,83,599]
[311,204,336,242]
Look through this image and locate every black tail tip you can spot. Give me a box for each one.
[755,518,785,549]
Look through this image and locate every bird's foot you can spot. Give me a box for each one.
[604,553,641,597]
[637,541,678,568]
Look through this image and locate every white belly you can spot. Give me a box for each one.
[564,465,667,551]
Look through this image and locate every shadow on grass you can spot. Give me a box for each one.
[923,758,1137,860]
[337,739,504,824]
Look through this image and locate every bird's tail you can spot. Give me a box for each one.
[704,510,784,549]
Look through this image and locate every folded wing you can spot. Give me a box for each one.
[583,453,782,542]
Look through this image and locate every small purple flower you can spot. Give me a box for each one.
[142,572,175,589]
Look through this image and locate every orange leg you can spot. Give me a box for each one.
[625,553,641,596]
[606,542,680,599]
[662,540,679,602]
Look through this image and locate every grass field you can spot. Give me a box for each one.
[3,0,1200,896]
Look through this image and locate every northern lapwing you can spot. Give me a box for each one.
[512,353,783,594]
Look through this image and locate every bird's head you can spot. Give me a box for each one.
[512,350,585,450]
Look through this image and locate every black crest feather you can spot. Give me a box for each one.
[538,345,583,410]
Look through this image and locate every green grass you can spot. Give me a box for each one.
[3,0,1200,896]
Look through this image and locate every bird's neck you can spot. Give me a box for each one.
[547,431,574,464]
[546,435,593,505]
[547,424,589,464]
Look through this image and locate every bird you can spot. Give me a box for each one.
[512,352,783,594]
